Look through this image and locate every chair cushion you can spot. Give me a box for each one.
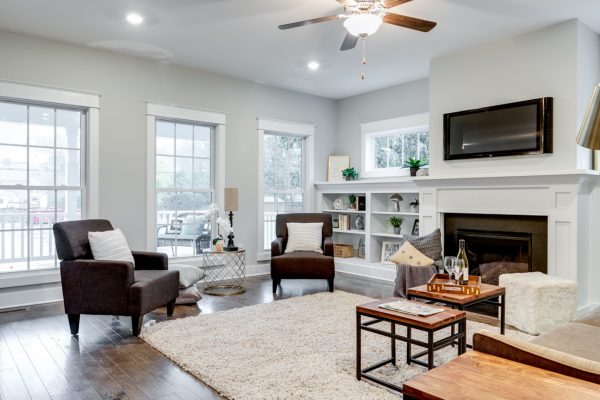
[390,241,434,267]
[128,270,180,315]
[271,252,334,279]
[170,264,205,288]
[284,222,323,254]
[53,219,114,260]
[577,308,600,328]
[88,228,135,265]
[531,322,600,362]
[405,228,442,262]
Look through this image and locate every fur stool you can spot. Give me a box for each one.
[499,272,576,335]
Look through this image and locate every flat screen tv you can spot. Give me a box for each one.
[443,97,553,160]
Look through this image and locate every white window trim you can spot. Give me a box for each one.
[256,117,315,261]
[146,102,226,257]
[361,113,428,179]
[0,80,100,287]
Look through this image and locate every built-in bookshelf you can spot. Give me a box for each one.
[316,180,421,281]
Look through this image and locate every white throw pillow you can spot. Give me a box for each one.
[88,228,135,265]
[170,264,205,289]
[390,240,434,267]
[285,222,323,254]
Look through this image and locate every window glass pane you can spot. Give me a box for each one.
[156,191,179,258]
[193,158,210,189]
[389,136,403,168]
[29,147,54,186]
[0,102,27,145]
[30,190,55,228]
[175,123,193,157]
[374,136,388,169]
[194,126,211,158]
[419,131,429,165]
[156,156,175,189]
[175,157,193,188]
[156,121,175,156]
[0,144,27,185]
[404,132,418,162]
[29,107,54,147]
[57,190,82,222]
[56,149,80,186]
[0,229,27,273]
[0,190,27,229]
[56,110,81,149]
[29,229,55,270]
[263,134,303,192]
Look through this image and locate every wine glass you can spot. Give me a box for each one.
[444,256,456,284]
[454,259,465,284]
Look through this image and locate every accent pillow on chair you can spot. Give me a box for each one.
[284,222,323,254]
[390,241,434,266]
[88,228,135,264]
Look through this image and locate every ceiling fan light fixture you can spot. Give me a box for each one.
[343,13,383,37]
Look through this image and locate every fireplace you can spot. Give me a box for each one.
[444,214,548,285]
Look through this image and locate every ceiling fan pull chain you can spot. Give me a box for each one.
[361,37,367,80]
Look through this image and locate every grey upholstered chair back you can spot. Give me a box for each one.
[275,213,333,250]
[53,219,114,261]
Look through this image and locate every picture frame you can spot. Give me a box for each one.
[333,219,339,229]
[412,219,420,236]
[381,241,402,265]
[357,238,365,258]
[328,155,350,182]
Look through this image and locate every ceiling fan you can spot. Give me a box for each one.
[278,0,437,51]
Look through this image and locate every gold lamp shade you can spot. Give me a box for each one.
[577,83,600,150]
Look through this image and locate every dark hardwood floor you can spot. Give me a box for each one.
[0,273,396,400]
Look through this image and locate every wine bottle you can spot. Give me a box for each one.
[456,239,469,285]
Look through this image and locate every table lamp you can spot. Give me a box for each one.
[577,84,600,159]
[224,188,239,251]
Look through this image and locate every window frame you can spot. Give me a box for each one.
[257,118,315,261]
[146,102,226,261]
[361,113,429,178]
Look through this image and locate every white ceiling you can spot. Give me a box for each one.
[0,0,599,99]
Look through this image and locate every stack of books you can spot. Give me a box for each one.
[338,214,351,230]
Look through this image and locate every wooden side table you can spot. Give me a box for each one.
[201,249,246,295]
[356,298,466,394]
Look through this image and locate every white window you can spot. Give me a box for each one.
[146,103,226,259]
[257,119,315,257]
[361,113,429,178]
[0,101,86,273]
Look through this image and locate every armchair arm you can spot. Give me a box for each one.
[132,251,168,270]
[60,259,134,315]
[271,238,284,257]
[323,237,334,257]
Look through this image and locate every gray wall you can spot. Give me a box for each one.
[335,79,429,172]
[0,30,337,265]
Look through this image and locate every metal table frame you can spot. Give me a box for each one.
[201,249,246,296]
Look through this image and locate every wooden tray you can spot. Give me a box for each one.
[427,274,481,295]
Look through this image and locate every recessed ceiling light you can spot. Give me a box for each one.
[307,61,320,71]
[126,13,144,25]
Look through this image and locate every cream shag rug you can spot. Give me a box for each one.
[141,291,532,400]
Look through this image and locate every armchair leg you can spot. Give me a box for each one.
[272,278,280,294]
[67,314,80,335]
[327,278,334,292]
[166,299,175,317]
[131,315,143,336]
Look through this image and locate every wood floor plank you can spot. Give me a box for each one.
[0,333,31,400]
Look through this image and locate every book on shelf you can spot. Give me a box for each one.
[337,214,351,231]
[379,300,444,317]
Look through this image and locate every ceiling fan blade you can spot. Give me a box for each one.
[340,33,359,51]
[381,0,412,8]
[383,13,437,32]
[278,15,339,30]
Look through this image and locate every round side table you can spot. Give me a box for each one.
[201,249,246,296]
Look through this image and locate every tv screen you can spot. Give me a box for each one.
[444,98,552,160]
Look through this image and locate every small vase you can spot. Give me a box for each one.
[393,226,401,235]
[215,242,224,252]
[410,167,419,177]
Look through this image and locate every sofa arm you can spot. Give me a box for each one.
[60,259,135,315]
[132,251,168,270]
[473,330,600,384]
[323,237,334,257]
[271,238,284,257]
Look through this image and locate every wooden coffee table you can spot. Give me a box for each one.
[408,283,506,337]
[356,298,466,394]
[403,351,600,400]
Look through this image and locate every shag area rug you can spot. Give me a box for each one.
[141,291,532,399]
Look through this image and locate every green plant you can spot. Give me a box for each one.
[212,235,223,245]
[348,194,357,205]
[342,167,358,179]
[388,216,404,228]
[404,158,425,168]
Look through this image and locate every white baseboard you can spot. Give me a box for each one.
[0,283,63,310]
[246,263,270,277]
[335,259,396,282]
[577,302,600,318]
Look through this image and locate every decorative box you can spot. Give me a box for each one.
[426,274,481,295]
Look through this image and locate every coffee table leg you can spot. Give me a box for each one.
[500,294,506,335]
[427,331,434,370]
[391,322,396,366]
[458,320,467,355]
[356,312,361,380]
[450,305,455,347]
[406,326,412,365]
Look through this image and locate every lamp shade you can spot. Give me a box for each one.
[577,83,600,150]
[224,188,238,212]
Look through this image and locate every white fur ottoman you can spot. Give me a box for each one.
[499,272,576,335]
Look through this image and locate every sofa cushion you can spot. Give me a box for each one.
[128,270,180,315]
[170,264,205,289]
[390,241,434,267]
[577,308,600,328]
[271,251,334,279]
[88,228,135,265]
[405,228,442,262]
[532,322,600,362]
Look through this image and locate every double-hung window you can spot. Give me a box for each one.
[0,101,86,273]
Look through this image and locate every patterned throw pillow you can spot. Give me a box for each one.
[405,228,443,261]
[390,241,434,267]
[285,222,323,254]
[88,228,135,264]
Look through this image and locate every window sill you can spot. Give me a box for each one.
[0,269,61,289]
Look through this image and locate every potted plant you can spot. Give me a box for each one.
[212,235,224,252]
[342,167,359,181]
[388,216,404,235]
[404,158,425,177]
[409,198,419,213]
[348,194,357,209]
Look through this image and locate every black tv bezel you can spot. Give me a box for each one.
[443,97,553,160]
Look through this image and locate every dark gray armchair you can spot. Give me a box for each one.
[53,219,180,336]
